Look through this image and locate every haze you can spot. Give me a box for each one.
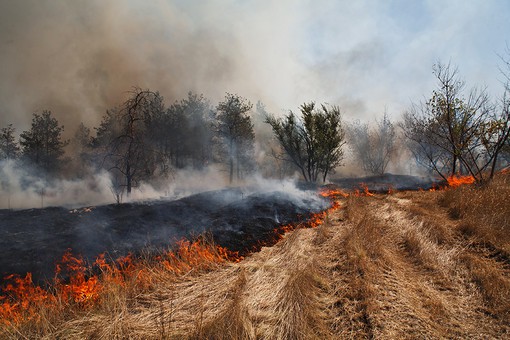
[1,0,508,132]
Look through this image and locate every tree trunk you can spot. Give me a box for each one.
[229,156,234,184]
[126,163,132,196]
[322,168,329,183]
[451,154,457,177]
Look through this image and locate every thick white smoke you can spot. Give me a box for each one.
[0,160,115,209]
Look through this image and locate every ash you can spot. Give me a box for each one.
[0,187,328,283]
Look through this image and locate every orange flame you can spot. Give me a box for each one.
[0,239,234,325]
[0,189,347,326]
[447,175,475,188]
[319,188,349,199]
[54,250,102,306]
[0,273,56,324]
[353,183,374,197]
[160,239,231,274]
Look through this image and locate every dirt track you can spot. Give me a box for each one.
[322,192,509,338]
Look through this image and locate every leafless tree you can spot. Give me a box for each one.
[348,111,396,175]
[95,88,164,196]
[401,61,510,182]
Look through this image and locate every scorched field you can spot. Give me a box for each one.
[1,174,509,339]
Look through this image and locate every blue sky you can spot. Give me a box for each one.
[0,0,509,129]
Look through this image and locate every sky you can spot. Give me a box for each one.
[0,0,509,134]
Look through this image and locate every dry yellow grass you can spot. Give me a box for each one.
[2,174,510,339]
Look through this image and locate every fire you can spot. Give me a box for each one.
[426,175,476,191]
[0,188,349,326]
[320,184,379,199]
[246,189,344,253]
[446,175,475,188]
[160,239,233,274]
[0,240,234,326]
[0,273,56,324]
[319,187,349,199]
[353,183,374,197]
[54,250,102,305]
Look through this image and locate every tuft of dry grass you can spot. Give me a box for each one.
[440,174,510,254]
[265,264,327,340]
[191,269,255,340]
[458,253,510,315]
[313,213,332,245]
[327,195,387,338]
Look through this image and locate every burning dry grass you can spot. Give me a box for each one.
[2,179,510,338]
[0,197,338,339]
[0,238,232,339]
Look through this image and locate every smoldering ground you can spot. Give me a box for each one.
[0,176,329,284]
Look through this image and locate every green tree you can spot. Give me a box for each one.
[69,122,93,177]
[151,92,214,171]
[0,124,20,161]
[266,102,345,182]
[19,110,68,174]
[216,93,255,183]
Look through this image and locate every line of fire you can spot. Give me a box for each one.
[0,174,479,325]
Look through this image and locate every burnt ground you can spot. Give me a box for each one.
[331,173,442,192]
[0,187,327,284]
[0,174,439,285]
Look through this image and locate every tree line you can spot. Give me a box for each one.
[1,56,510,202]
[0,91,260,200]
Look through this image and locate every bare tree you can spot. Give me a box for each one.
[348,111,396,175]
[94,88,164,196]
[402,61,510,182]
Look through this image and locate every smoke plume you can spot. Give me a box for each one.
[1,1,506,131]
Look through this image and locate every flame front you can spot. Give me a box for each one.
[0,188,348,326]
[0,239,233,326]
[447,175,475,188]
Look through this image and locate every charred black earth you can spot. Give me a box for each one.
[331,173,442,192]
[0,187,328,284]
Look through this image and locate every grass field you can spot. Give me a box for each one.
[1,174,509,339]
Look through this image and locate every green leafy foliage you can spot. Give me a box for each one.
[266,102,345,182]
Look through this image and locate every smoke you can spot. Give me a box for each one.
[0,0,307,132]
[0,159,114,209]
[2,0,505,134]
[0,0,507,197]
[0,0,283,131]
[0,157,323,210]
